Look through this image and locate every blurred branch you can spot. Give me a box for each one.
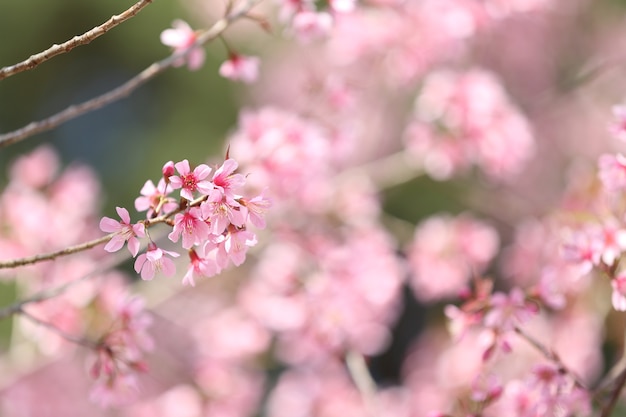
[19,308,98,349]
[0,249,130,321]
[0,0,260,149]
[338,150,424,190]
[513,326,587,390]
[0,0,154,81]
[346,350,379,417]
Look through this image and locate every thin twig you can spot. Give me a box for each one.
[0,233,115,269]
[0,0,259,149]
[0,192,208,270]
[513,326,587,390]
[0,0,154,81]
[0,248,131,321]
[18,308,98,349]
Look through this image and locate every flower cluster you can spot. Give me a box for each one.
[89,297,154,407]
[100,158,270,286]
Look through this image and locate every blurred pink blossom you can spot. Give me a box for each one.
[407,214,499,302]
[160,20,205,70]
[219,55,261,83]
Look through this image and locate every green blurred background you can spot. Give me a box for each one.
[0,0,249,215]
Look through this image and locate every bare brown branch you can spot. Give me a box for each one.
[0,233,115,269]
[0,0,259,149]
[0,0,154,81]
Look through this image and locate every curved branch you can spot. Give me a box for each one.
[0,0,260,149]
[0,0,154,81]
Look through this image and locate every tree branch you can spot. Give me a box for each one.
[0,0,260,149]
[0,249,131,321]
[0,233,115,269]
[0,0,154,81]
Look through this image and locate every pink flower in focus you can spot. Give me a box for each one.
[134,243,179,280]
[168,207,211,249]
[240,190,272,229]
[160,20,205,71]
[598,153,626,191]
[212,159,246,199]
[182,245,220,287]
[99,207,145,257]
[169,159,213,201]
[219,54,261,84]
[217,228,258,268]
[135,178,177,218]
[201,190,247,235]
[612,275,626,311]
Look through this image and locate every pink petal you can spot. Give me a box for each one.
[187,48,206,71]
[104,236,125,253]
[100,217,121,233]
[175,160,191,175]
[115,206,131,224]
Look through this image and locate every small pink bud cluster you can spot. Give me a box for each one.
[100,158,270,286]
[89,297,153,408]
[445,279,538,361]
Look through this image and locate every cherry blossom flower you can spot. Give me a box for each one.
[182,245,220,287]
[217,228,258,268]
[211,158,246,199]
[160,20,205,71]
[99,207,145,257]
[168,207,211,249]
[134,243,179,280]
[134,178,177,218]
[169,159,213,201]
[219,54,261,84]
[201,190,247,235]
[240,190,272,229]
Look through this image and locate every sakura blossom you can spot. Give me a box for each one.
[134,243,179,281]
[168,159,213,201]
[160,19,205,70]
[99,207,145,257]
[168,207,211,249]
